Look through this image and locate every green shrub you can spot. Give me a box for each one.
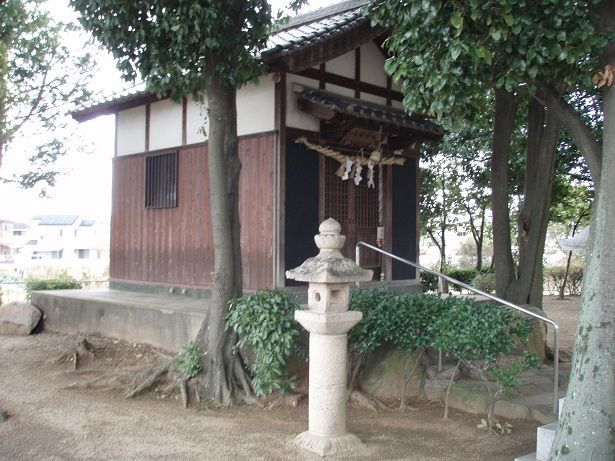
[25,275,83,301]
[176,343,203,378]
[420,271,439,292]
[225,289,302,395]
[445,268,478,286]
[471,272,497,293]
[544,265,584,296]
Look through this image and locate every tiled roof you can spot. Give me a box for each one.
[73,1,371,121]
[263,0,369,58]
[293,84,444,139]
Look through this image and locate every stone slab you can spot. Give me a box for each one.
[32,288,207,352]
[515,453,537,461]
[537,422,557,461]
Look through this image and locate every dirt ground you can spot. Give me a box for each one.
[0,331,540,461]
[542,295,581,357]
[0,295,581,461]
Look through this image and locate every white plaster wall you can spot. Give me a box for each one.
[360,93,387,105]
[325,84,354,98]
[149,99,182,151]
[360,42,387,87]
[186,97,208,145]
[116,106,146,156]
[237,78,275,136]
[286,74,320,132]
[327,49,355,79]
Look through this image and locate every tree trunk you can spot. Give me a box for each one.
[549,36,615,460]
[475,207,486,271]
[490,88,517,297]
[193,65,244,404]
[509,99,559,308]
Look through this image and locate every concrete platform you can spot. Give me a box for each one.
[32,288,208,352]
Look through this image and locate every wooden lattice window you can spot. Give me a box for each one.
[145,151,178,209]
[355,171,379,228]
[324,157,348,223]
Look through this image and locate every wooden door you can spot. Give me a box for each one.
[322,157,380,278]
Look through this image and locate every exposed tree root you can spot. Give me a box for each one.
[55,336,96,370]
[125,359,174,399]
[180,378,189,408]
[348,391,387,411]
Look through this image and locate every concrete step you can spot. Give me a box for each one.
[32,288,208,352]
[515,453,537,461]
[536,422,557,460]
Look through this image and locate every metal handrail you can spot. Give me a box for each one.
[356,241,560,415]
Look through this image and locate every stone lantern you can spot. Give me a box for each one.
[286,218,373,457]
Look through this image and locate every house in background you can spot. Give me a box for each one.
[0,220,29,264]
[0,215,110,277]
[71,0,443,298]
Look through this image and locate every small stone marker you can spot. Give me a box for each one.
[0,302,42,335]
[286,218,372,457]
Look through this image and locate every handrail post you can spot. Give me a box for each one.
[553,325,560,415]
[355,244,361,288]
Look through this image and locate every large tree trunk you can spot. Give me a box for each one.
[509,100,559,308]
[490,88,517,297]
[193,65,244,405]
[491,91,558,309]
[549,29,615,461]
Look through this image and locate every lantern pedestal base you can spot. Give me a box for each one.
[295,431,365,457]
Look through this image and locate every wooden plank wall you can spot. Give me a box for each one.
[110,133,275,290]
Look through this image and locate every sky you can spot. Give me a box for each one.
[0,0,339,224]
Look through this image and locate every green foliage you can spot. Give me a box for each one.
[422,268,494,293]
[0,0,92,189]
[420,271,439,292]
[225,289,301,395]
[176,343,203,378]
[71,0,274,101]
[350,288,536,420]
[432,297,532,364]
[472,272,497,294]
[446,268,481,286]
[348,288,393,353]
[368,0,608,120]
[24,275,82,301]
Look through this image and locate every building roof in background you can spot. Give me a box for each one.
[72,0,373,122]
[12,223,29,230]
[33,215,79,226]
[80,219,96,227]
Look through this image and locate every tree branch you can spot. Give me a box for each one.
[535,84,602,182]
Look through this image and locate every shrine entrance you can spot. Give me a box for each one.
[283,84,443,287]
[322,156,381,278]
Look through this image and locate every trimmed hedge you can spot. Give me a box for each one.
[25,275,83,302]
